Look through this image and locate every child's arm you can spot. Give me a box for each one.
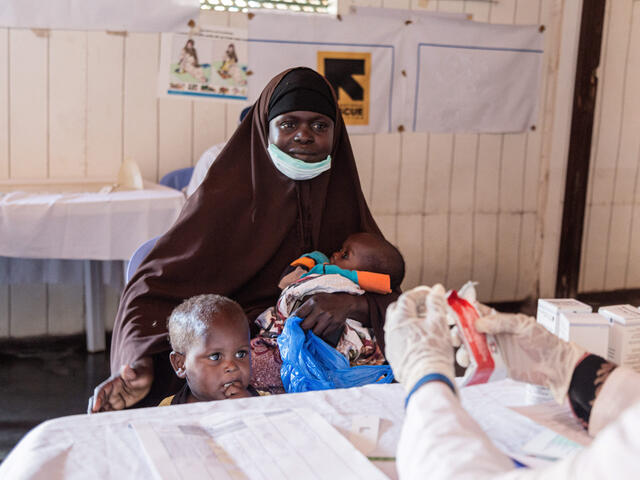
[278,251,329,289]
[303,264,392,294]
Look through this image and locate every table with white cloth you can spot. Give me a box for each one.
[0,380,591,480]
[0,180,185,351]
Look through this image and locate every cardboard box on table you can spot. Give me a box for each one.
[557,312,610,358]
[598,305,640,373]
[536,299,593,335]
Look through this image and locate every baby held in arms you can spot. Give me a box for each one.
[252,232,405,392]
[160,294,260,406]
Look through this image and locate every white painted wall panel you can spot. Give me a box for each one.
[371,133,401,215]
[397,214,423,289]
[492,213,521,301]
[9,29,48,179]
[424,133,453,213]
[193,102,227,164]
[87,32,124,178]
[351,134,374,202]
[488,0,516,24]
[500,133,526,212]
[579,0,640,293]
[589,1,630,212]
[472,213,498,301]
[604,205,632,290]
[158,98,192,179]
[49,31,87,178]
[376,214,397,245]
[0,29,8,179]
[516,212,537,300]
[626,206,640,287]
[474,135,501,213]
[123,33,159,181]
[447,213,473,289]
[397,132,428,214]
[449,134,477,213]
[422,213,448,287]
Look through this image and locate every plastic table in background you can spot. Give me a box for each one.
[0,180,185,351]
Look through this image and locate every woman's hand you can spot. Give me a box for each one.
[294,292,368,338]
[88,356,154,413]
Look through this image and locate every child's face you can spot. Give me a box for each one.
[330,233,378,271]
[177,311,251,402]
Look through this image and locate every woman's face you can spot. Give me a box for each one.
[268,111,334,163]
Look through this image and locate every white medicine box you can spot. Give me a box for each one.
[598,305,640,372]
[557,312,610,358]
[536,299,592,335]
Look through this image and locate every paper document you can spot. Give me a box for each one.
[521,429,583,460]
[460,383,583,467]
[509,402,592,447]
[133,408,388,480]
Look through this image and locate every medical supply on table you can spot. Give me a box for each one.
[557,312,610,358]
[598,304,640,373]
[536,298,592,335]
[447,290,507,386]
[527,299,590,404]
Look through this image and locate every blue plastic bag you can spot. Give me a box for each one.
[277,315,394,393]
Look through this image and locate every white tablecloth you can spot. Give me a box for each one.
[0,380,547,480]
[0,182,185,261]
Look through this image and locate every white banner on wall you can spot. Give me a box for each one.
[0,0,199,32]
[158,27,249,101]
[248,10,401,135]
[248,8,543,134]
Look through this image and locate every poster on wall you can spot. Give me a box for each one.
[403,15,543,133]
[248,8,543,134]
[317,51,371,126]
[248,10,401,134]
[158,27,249,101]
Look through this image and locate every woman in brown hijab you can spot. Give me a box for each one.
[90,67,399,411]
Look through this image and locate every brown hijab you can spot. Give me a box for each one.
[110,67,397,404]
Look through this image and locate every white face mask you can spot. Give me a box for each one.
[267,143,331,180]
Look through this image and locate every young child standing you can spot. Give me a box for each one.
[160,294,258,405]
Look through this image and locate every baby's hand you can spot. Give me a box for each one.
[223,382,251,399]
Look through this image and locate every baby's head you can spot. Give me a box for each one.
[168,294,250,402]
[330,232,405,289]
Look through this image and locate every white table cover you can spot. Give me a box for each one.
[0,381,539,480]
[0,182,185,261]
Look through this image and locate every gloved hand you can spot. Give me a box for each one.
[475,313,586,403]
[384,284,456,394]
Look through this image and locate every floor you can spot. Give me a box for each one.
[0,336,111,462]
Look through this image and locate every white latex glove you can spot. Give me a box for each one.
[475,313,586,403]
[384,284,455,393]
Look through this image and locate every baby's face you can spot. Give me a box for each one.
[330,233,378,271]
[183,312,251,402]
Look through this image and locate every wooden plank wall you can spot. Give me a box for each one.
[580,0,640,293]
[0,0,557,338]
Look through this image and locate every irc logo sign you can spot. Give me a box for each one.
[317,52,371,126]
